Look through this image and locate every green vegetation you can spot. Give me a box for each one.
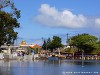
[42,40,47,50]
[0,0,20,46]
[42,36,63,51]
[42,33,100,54]
[69,33,100,53]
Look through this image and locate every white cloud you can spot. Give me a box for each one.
[39,4,58,16]
[95,18,100,25]
[36,4,87,28]
[95,18,100,28]
[35,4,100,29]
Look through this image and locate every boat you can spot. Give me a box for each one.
[48,55,59,60]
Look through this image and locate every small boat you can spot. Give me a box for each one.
[48,55,59,60]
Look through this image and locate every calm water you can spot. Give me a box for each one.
[0,60,100,75]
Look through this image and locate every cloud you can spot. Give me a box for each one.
[95,18,100,25]
[95,18,100,28]
[35,4,100,29]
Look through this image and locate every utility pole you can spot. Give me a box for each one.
[66,33,69,46]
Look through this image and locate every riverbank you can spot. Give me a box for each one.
[1,52,100,61]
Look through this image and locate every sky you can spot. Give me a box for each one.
[12,0,100,45]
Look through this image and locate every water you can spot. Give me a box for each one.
[0,60,100,75]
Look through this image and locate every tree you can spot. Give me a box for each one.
[46,38,52,50]
[42,40,47,50]
[70,33,98,53]
[42,36,63,51]
[0,0,20,18]
[0,0,20,46]
[51,36,63,50]
[0,11,20,45]
[42,38,52,50]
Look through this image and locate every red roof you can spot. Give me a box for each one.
[30,44,42,49]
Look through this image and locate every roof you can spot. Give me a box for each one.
[21,40,27,45]
[20,40,28,46]
[30,44,42,49]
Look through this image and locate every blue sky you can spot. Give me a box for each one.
[12,0,100,45]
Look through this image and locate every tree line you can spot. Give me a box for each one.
[42,33,100,53]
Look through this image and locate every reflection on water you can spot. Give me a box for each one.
[0,60,14,75]
[0,60,100,75]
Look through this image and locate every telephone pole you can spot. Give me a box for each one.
[66,33,69,46]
